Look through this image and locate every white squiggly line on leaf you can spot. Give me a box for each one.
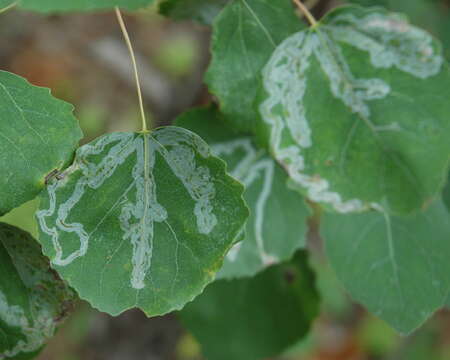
[0,291,54,359]
[37,129,217,290]
[259,10,443,213]
[212,139,277,266]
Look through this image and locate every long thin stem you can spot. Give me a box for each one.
[0,1,18,14]
[114,7,148,133]
[293,0,318,27]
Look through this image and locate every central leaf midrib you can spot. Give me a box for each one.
[140,134,151,271]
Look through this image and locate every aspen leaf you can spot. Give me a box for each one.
[257,6,450,215]
[37,127,248,316]
[0,223,75,359]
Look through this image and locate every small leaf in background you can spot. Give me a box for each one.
[0,223,75,359]
[0,71,82,216]
[180,251,319,360]
[206,0,305,133]
[176,106,310,279]
[154,34,199,78]
[159,0,228,25]
[257,5,450,215]
[37,127,248,316]
[323,200,450,334]
[18,0,155,12]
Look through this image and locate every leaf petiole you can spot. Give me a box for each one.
[114,7,148,133]
[292,0,318,28]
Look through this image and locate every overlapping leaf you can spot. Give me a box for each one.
[257,5,450,215]
[206,0,305,132]
[0,71,82,216]
[180,251,319,360]
[37,127,248,316]
[18,0,155,12]
[0,223,75,359]
[159,0,228,25]
[176,106,309,278]
[323,200,450,333]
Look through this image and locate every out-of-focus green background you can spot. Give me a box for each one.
[1,0,449,359]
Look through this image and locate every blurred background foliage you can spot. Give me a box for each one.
[0,0,449,359]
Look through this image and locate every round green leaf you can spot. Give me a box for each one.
[257,6,450,215]
[176,106,310,279]
[323,200,450,334]
[0,71,82,216]
[36,127,248,316]
[206,0,305,133]
[180,251,319,360]
[0,223,75,359]
[18,0,155,12]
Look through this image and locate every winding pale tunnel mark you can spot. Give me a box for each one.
[258,10,443,213]
[37,129,217,290]
[212,139,277,266]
